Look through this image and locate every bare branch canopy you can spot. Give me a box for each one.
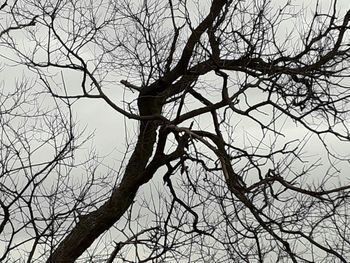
[1,0,350,262]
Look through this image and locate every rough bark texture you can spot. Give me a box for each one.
[48,101,160,263]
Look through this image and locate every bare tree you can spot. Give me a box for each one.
[1,0,350,262]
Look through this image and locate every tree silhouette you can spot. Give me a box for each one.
[1,0,350,262]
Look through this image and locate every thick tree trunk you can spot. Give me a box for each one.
[48,119,159,262]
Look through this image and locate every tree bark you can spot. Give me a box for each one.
[48,106,160,263]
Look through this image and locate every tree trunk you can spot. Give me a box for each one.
[48,115,159,263]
